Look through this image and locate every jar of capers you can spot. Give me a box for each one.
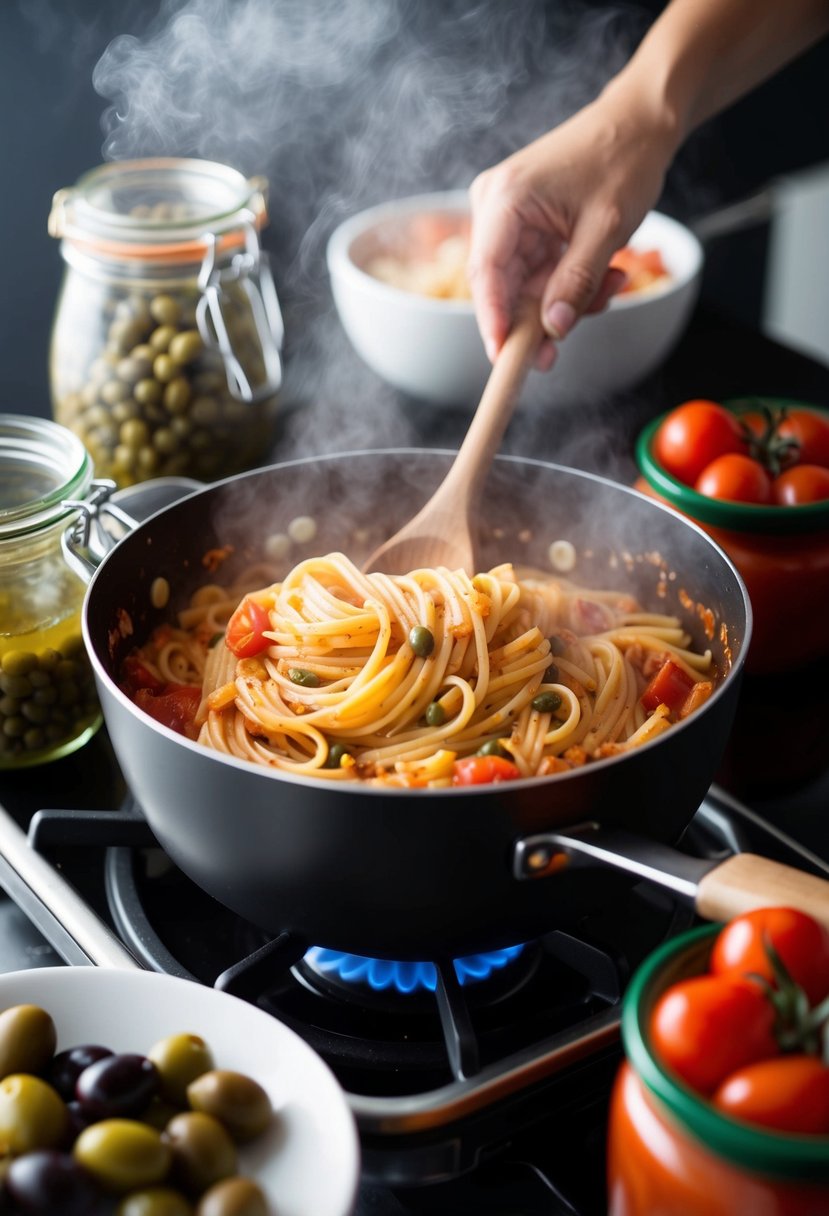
[48,158,284,488]
[0,415,102,768]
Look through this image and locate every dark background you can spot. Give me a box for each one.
[2,0,828,423]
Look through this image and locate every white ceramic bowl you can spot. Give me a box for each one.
[0,967,359,1216]
[327,190,704,407]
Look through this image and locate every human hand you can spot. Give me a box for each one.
[467,87,676,370]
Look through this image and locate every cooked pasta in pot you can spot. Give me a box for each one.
[120,553,716,788]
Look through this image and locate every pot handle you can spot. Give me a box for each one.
[62,476,202,583]
[514,822,829,933]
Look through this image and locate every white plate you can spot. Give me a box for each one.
[0,967,360,1216]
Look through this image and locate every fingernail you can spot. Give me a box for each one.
[485,337,499,363]
[544,301,576,341]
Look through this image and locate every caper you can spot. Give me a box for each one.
[168,330,203,365]
[118,1185,195,1216]
[153,354,178,384]
[1,651,38,678]
[532,691,562,713]
[185,1071,272,1144]
[135,378,163,408]
[150,296,181,327]
[74,1119,172,1193]
[148,1033,215,1108]
[0,1074,69,1154]
[162,1111,237,1196]
[196,1177,268,1216]
[408,625,435,658]
[288,668,319,687]
[477,739,508,758]
[424,701,445,726]
[326,741,350,768]
[0,1003,57,1077]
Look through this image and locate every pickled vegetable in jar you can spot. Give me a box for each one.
[48,158,284,488]
[0,416,102,767]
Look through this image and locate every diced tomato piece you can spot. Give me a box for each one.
[452,755,522,785]
[640,658,695,714]
[134,684,201,737]
[121,656,166,695]
[225,595,272,658]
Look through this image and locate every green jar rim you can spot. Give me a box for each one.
[635,398,829,535]
[0,414,93,538]
[622,922,829,1182]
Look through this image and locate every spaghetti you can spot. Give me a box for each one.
[122,552,715,788]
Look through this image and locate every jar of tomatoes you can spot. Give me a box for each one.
[0,415,102,767]
[47,158,284,488]
[635,398,829,677]
[608,922,829,1216]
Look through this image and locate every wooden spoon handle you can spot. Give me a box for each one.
[696,853,829,932]
[440,299,545,509]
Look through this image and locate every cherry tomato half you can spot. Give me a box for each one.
[134,684,201,738]
[710,906,829,1007]
[713,1054,829,1135]
[772,463,829,506]
[649,973,777,1094]
[653,400,746,486]
[777,408,829,469]
[694,453,773,504]
[225,595,272,658]
[452,755,521,785]
[640,658,695,714]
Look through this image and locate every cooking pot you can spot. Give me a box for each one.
[65,449,823,962]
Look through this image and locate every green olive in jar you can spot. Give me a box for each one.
[162,1111,237,1197]
[0,1074,69,1154]
[196,1177,269,1216]
[74,1118,173,1193]
[185,1071,272,1143]
[0,1003,57,1078]
[148,1033,215,1108]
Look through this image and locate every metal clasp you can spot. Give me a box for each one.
[196,217,284,404]
[61,480,139,583]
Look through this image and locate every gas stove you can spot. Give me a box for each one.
[1,723,828,1215]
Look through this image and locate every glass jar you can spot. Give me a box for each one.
[0,415,102,768]
[48,157,284,488]
[608,924,829,1215]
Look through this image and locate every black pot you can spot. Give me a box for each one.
[76,450,754,958]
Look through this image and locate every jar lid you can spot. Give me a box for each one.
[0,415,93,538]
[48,157,268,263]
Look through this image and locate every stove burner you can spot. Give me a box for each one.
[302,943,525,994]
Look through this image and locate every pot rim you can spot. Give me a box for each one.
[622,922,829,1181]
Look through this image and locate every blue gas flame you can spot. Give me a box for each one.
[304,944,525,993]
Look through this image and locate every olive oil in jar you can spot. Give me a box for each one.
[47,158,284,489]
[0,416,101,768]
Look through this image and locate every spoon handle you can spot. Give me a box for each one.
[437,300,545,513]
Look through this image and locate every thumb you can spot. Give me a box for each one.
[540,231,622,340]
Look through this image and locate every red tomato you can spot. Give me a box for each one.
[120,656,165,695]
[653,400,746,485]
[713,1055,829,1134]
[694,453,773,504]
[772,463,829,505]
[777,408,829,469]
[649,973,777,1094]
[225,595,272,658]
[640,658,695,714]
[710,907,829,1006]
[134,684,201,738]
[452,755,521,785]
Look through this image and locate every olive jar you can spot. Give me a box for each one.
[48,157,284,488]
[0,415,101,767]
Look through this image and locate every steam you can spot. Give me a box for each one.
[88,0,657,451]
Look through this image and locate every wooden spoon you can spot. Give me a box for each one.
[363,301,545,575]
